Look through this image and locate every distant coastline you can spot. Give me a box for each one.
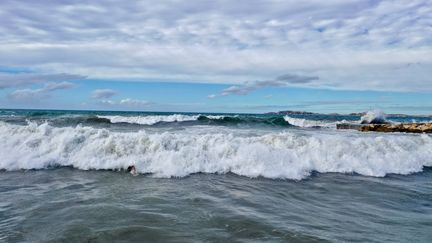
[266,110,432,117]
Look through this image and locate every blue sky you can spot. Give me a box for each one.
[0,0,431,114]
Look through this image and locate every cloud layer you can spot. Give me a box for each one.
[0,0,431,91]
[97,98,152,109]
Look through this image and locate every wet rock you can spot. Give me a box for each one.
[336,123,363,130]
[359,123,432,133]
[360,117,389,124]
[337,123,432,133]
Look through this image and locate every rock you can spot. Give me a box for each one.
[359,123,432,133]
[337,122,432,133]
[360,118,389,124]
[336,123,363,130]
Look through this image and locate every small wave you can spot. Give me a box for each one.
[1,121,431,179]
[198,115,290,126]
[47,116,113,126]
[0,115,114,127]
[283,116,344,128]
[97,114,200,125]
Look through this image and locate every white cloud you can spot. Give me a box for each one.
[97,98,152,108]
[91,89,117,99]
[0,0,430,91]
[119,98,151,107]
[8,81,76,101]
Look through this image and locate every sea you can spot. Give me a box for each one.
[0,109,431,242]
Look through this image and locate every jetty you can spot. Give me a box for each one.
[337,123,432,133]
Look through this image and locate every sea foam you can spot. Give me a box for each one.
[97,114,200,125]
[283,116,343,128]
[0,121,431,179]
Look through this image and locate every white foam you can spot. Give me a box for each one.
[205,115,227,119]
[284,116,344,128]
[1,121,431,179]
[98,114,200,125]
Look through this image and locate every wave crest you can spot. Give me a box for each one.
[97,114,200,125]
[97,114,291,127]
[283,116,344,128]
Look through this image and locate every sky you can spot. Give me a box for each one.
[0,0,431,114]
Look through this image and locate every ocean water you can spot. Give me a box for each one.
[0,109,431,242]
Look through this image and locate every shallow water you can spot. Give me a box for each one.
[1,168,431,242]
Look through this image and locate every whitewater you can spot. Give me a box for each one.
[97,114,201,125]
[1,118,431,179]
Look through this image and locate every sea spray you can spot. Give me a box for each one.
[360,110,388,124]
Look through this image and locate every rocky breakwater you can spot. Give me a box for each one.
[359,123,432,133]
[336,110,432,133]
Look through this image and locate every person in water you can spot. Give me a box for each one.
[127,165,138,176]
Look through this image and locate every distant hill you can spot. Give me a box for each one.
[265,110,318,115]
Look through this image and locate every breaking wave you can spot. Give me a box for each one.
[197,115,290,126]
[283,116,344,128]
[96,114,292,127]
[1,121,431,179]
[97,114,200,125]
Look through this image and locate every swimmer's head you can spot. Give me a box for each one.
[127,165,135,172]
